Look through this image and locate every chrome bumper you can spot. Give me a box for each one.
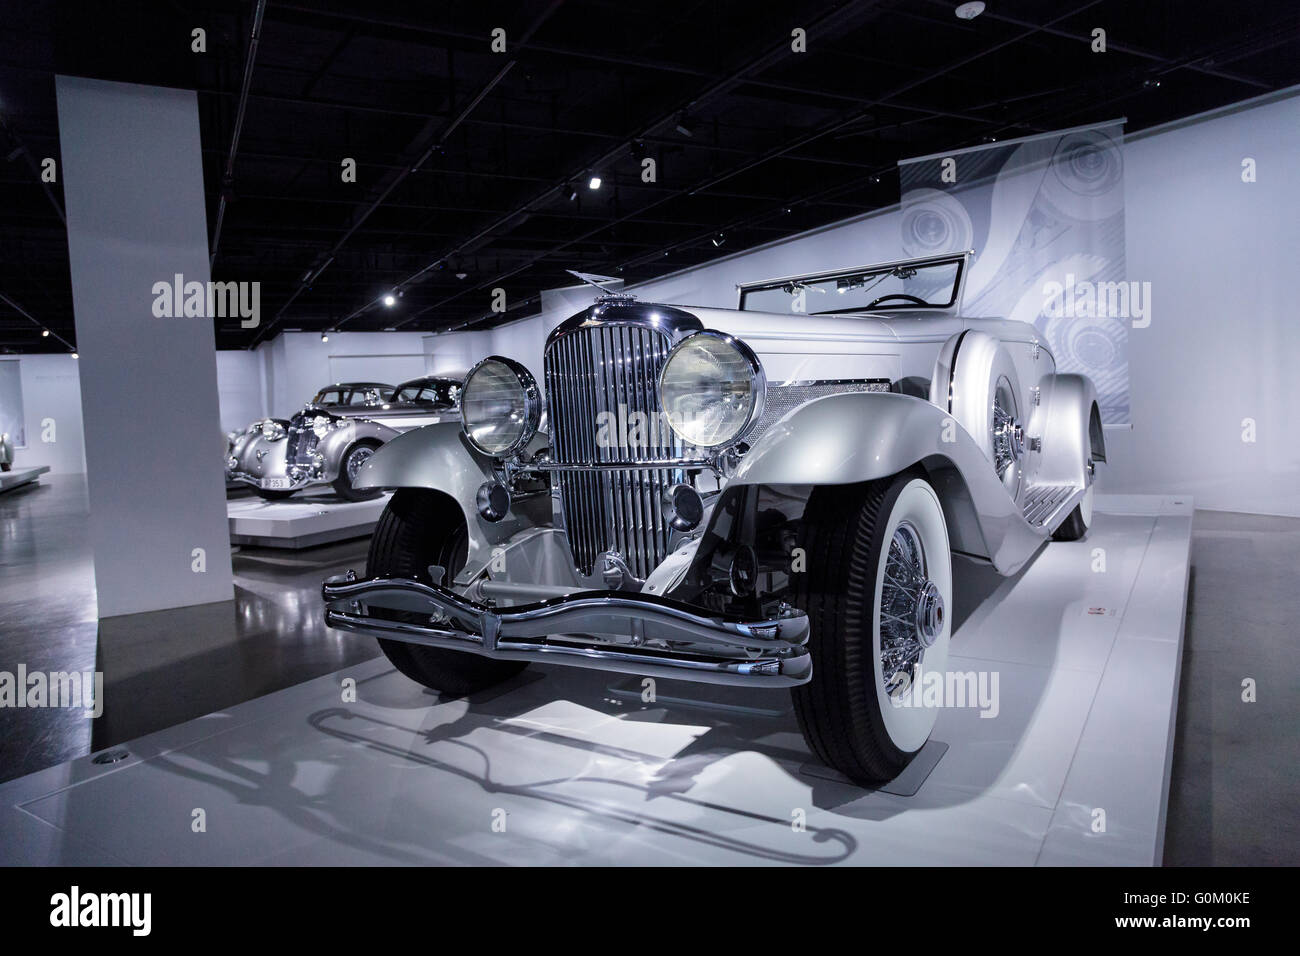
[321,573,812,687]
[226,468,321,491]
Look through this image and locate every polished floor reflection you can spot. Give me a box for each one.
[1,477,1297,863]
[0,475,379,783]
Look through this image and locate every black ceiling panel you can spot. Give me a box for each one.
[0,0,1296,351]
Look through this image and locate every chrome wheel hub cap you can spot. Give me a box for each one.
[346,446,374,482]
[915,580,945,648]
[880,521,941,695]
[992,375,1024,498]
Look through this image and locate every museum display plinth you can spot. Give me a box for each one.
[0,495,1191,866]
[0,466,50,494]
[228,493,390,549]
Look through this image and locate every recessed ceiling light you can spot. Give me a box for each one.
[955,1,985,20]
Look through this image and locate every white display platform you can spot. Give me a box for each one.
[0,494,1191,866]
[227,492,390,549]
[0,465,50,494]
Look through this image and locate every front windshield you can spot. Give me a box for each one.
[739,258,962,314]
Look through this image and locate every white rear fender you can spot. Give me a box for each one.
[1033,373,1104,488]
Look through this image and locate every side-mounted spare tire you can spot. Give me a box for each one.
[932,330,1027,505]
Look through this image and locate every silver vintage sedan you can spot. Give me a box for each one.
[226,376,464,501]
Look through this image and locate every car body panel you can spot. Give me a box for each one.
[322,251,1104,685]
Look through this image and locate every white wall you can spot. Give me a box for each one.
[215,349,264,433]
[423,330,490,377]
[214,330,430,425]
[1100,91,1300,515]
[111,88,1300,518]
[7,354,87,474]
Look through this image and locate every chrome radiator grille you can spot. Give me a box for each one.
[544,323,689,578]
[285,415,319,464]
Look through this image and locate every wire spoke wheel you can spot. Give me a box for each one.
[346,444,375,482]
[991,374,1024,499]
[792,473,952,784]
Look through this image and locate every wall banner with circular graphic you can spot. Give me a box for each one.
[899,120,1130,424]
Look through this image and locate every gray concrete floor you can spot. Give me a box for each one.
[1162,509,1300,865]
[0,475,379,783]
[1,474,1296,864]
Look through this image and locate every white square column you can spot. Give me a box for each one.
[56,75,233,616]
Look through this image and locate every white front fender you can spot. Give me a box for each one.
[729,390,1049,575]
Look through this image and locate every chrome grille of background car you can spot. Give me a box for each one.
[544,324,691,579]
[285,414,319,464]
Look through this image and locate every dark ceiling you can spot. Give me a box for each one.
[1,0,1297,352]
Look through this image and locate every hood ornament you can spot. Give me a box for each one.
[567,270,636,304]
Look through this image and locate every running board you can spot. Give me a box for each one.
[1021,482,1083,529]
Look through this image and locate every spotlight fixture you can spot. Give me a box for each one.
[455,272,468,280]
[711,233,725,247]
[71,352,78,359]
[588,175,602,190]
[41,329,49,337]
[674,113,695,137]
[567,184,578,201]
[1143,78,1162,89]
[954,1,985,19]
[321,331,329,342]
[382,293,397,307]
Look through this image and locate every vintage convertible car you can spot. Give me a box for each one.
[226,376,463,500]
[321,251,1105,784]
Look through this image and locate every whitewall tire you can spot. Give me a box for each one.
[792,472,953,784]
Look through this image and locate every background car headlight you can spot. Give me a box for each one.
[460,356,541,456]
[311,415,336,438]
[260,420,286,441]
[659,331,765,448]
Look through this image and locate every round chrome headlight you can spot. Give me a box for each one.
[460,356,542,457]
[260,420,286,441]
[311,414,335,439]
[659,331,765,448]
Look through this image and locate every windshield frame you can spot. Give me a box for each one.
[735,250,970,314]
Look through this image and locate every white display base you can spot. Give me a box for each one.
[0,465,50,494]
[0,494,1191,866]
[227,492,390,549]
